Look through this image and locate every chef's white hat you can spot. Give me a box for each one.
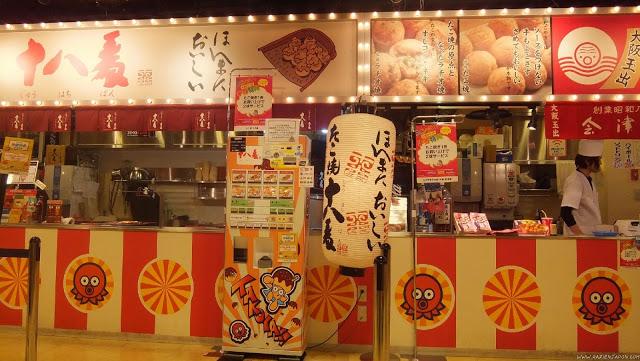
[578,139,604,157]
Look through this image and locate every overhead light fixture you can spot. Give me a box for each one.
[527,106,538,131]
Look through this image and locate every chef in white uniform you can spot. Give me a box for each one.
[560,140,603,235]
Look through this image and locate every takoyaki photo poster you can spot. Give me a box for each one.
[459,17,552,96]
[552,14,640,94]
[370,19,459,96]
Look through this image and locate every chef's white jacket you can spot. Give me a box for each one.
[561,170,602,235]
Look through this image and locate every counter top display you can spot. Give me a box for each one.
[0,223,224,233]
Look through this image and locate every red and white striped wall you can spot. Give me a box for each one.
[1,227,639,354]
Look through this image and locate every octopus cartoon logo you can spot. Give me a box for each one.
[260,266,301,314]
[229,320,251,344]
[71,262,108,305]
[573,268,632,334]
[579,277,625,326]
[401,274,445,320]
[64,255,113,312]
[394,265,455,330]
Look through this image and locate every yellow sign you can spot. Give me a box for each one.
[45,145,66,166]
[0,137,34,175]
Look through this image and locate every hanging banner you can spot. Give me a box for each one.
[415,123,458,183]
[0,21,356,103]
[370,18,459,96]
[459,17,552,96]
[234,76,273,131]
[552,15,640,94]
[544,101,640,139]
[0,136,34,175]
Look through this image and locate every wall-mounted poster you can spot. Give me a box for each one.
[234,75,273,131]
[459,17,552,97]
[371,19,459,96]
[553,15,640,94]
[415,123,458,183]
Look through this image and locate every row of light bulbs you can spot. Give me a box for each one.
[4,6,640,30]
[4,12,350,30]
[1,94,637,107]
[0,96,349,107]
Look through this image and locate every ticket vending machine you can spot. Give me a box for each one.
[222,134,310,360]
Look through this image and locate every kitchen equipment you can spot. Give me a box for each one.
[44,165,99,219]
[614,220,640,236]
[451,158,482,202]
[483,163,518,223]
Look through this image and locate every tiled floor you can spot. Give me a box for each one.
[0,328,568,361]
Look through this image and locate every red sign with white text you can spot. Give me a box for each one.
[234,76,273,131]
[545,101,640,139]
[415,123,458,183]
[553,15,640,94]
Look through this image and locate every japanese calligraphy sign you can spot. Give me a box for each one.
[0,22,356,103]
[50,110,71,132]
[321,114,396,269]
[552,15,640,94]
[0,137,34,175]
[459,17,552,96]
[612,141,636,168]
[371,18,459,96]
[234,76,273,131]
[545,101,640,139]
[415,123,458,183]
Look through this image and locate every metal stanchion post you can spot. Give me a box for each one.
[25,237,40,361]
[362,243,399,361]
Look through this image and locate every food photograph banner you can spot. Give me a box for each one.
[553,15,640,94]
[545,101,640,139]
[415,123,458,183]
[234,75,273,131]
[370,18,459,96]
[459,17,552,96]
[0,21,356,102]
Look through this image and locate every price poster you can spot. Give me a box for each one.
[620,239,640,267]
[278,234,297,263]
[234,75,273,131]
[547,139,567,158]
[0,137,34,175]
[415,123,458,183]
[298,166,314,188]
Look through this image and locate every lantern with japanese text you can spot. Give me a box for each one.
[321,114,396,270]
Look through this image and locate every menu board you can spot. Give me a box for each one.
[371,18,458,96]
[228,169,296,229]
[459,17,552,96]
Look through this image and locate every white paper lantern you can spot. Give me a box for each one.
[321,113,396,269]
